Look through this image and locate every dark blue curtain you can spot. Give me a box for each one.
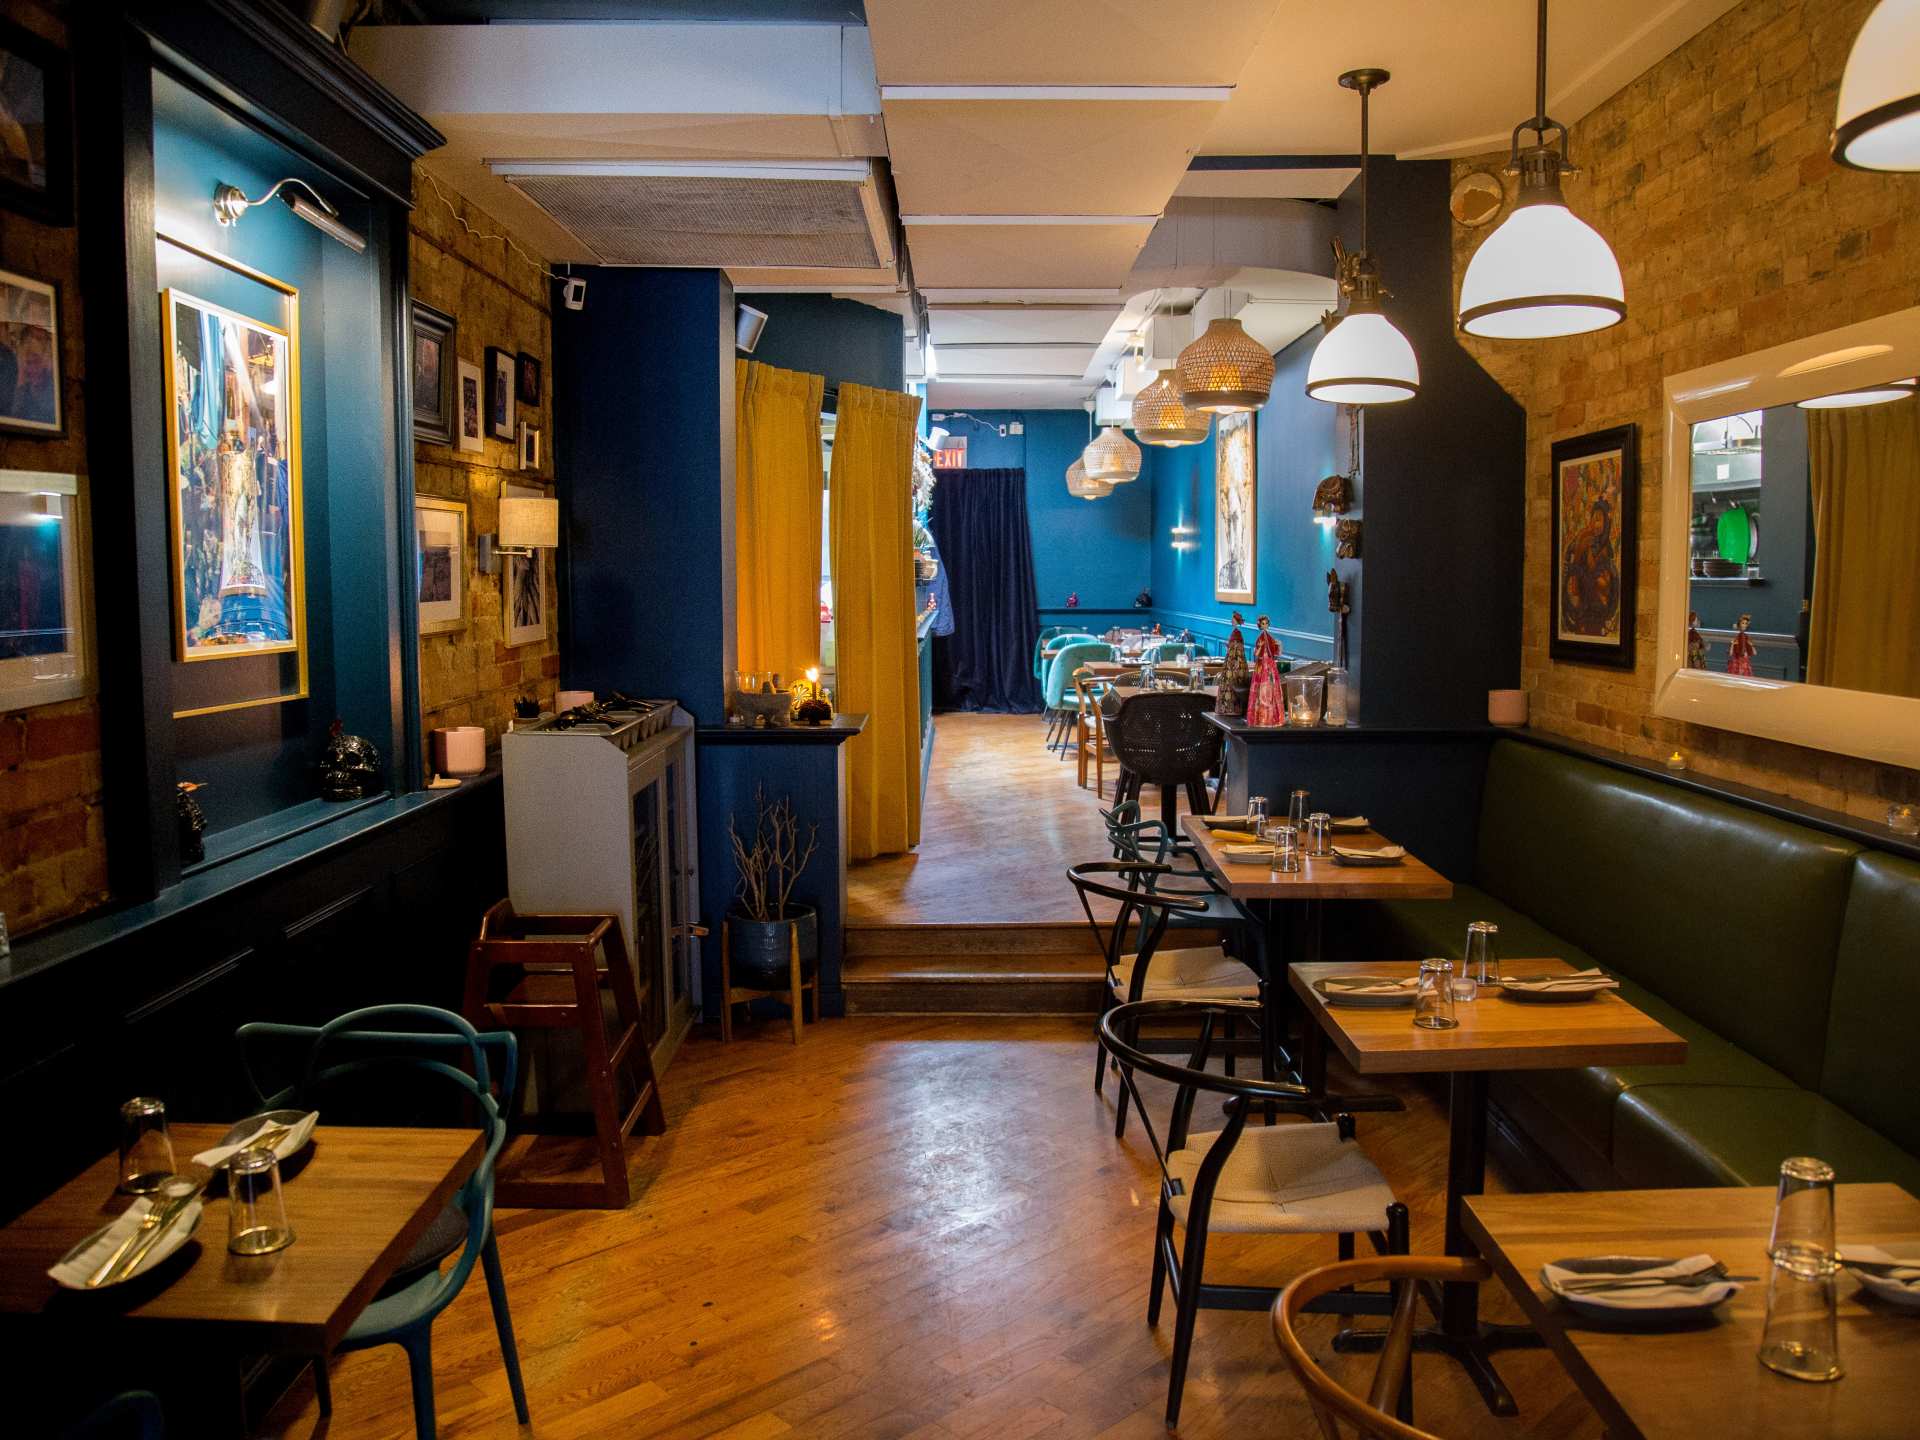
[929,468,1041,713]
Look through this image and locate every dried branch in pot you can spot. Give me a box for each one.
[728,786,820,921]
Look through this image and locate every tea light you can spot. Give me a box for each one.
[1889,803,1919,836]
[1665,750,1688,772]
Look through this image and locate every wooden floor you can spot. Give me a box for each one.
[849,712,1188,926]
[268,1017,1605,1439]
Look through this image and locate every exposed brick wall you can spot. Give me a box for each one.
[1452,0,1920,819]
[0,0,107,937]
[409,173,560,774]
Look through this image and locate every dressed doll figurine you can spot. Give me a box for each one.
[1686,610,1707,670]
[1245,615,1286,727]
[1218,611,1250,718]
[1726,612,1757,676]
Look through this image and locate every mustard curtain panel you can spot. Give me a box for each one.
[830,382,924,859]
[734,359,826,684]
[1806,397,1920,698]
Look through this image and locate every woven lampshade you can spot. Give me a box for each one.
[1083,425,1142,483]
[1130,368,1211,446]
[1175,317,1275,414]
[1064,457,1112,500]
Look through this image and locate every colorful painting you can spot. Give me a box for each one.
[1549,423,1638,670]
[0,267,60,435]
[1214,410,1256,604]
[0,469,84,711]
[457,358,484,454]
[503,481,548,647]
[162,288,302,663]
[485,346,515,440]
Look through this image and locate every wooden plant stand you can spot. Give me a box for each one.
[462,899,665,1208]
[719,923,818,1045]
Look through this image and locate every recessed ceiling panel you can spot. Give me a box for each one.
[928,381,1096,411]
[930,305,1121,346]
[906,222,1155,289]
[933,343,1098,378]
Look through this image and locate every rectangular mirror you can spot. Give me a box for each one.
[1659,308,1920,770]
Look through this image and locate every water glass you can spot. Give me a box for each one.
[1759,1156,1842,1382]
[228,1146,295,1256]
[1247,795,1268,831]
[1288,788,1311,832]
[1268,823,1302,875]
[1464,922,1499,989]
[1413,959,1458,1030]
[1306,812,1332,857]
[118,1097,175,1195]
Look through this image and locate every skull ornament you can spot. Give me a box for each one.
[319,719,382,801]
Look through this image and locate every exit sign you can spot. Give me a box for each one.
[933,436,967,469]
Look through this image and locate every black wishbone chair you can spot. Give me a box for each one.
[1069,862,1263,1139]
[1099,1000,1410,1431]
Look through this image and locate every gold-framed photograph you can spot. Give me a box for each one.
[415,495,467,635]
[1214,409,1256,604]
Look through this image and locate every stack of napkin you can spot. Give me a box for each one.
[1497,968,1618,994]
[1319,974,1422,996]
[1331,844,1405,861]
[1221,844,1277,862]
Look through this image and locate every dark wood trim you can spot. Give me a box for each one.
[123,948,252,1025]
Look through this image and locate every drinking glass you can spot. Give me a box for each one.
[1325,667,1350,726]
[1464,922,1499,989]
[1306,812,1332,857]
[228,1146,295,1256]
[118,1097,175,1196]
[1247,795,1268,832]
[1413,959,1458,1029]
[1759,1156,1842,1381]
[1288,788,1311,832]
[1268,823,1301,875]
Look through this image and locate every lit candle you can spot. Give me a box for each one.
[1665,751,1687,771]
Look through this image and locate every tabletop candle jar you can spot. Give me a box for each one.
[1284,673,1324,726]
[1324,666,1350,726]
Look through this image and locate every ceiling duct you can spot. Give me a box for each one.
[488,159,898,272]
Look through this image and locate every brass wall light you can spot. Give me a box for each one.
[213,177,367,254]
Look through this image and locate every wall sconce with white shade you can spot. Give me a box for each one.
[1832,0,1920,170]
[479,494,559,574]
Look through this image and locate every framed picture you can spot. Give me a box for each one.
[1214,409,1256,604]
[0,468,86,711]
[415,496,466,635]
[456,358,484,454]
[484,346,515,440]
[410,300,455,445]
[162,287,304,664]
[1550,422,1639,670]
[0,19,71,226]
[518,422,541,471]
[0,267,61,436]
[515,350,541,406]
[502,480,548,647]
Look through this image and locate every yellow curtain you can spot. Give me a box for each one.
[734,359,825,684]
[830,381,924,859]
[1805,397,1920,698]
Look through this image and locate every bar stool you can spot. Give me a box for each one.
[462,900,665,1208]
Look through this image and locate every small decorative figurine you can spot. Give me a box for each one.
[1133,588,1153,609]
[1726,612,1757,677]
[1245,615,1286,727]
[1334,518,1363,559]
[1065,590,1080,609]
[1685,610,1707,670]
[176,781,206,864]
[319,719,383,801]
[1218,612,1250,718]
[1326,568,1351,669]
[1311,469,1352,521]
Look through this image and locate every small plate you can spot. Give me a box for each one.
[1314,977,1418,1008]
[1199,815,1255,829]
[1332,847,1403,867]
[51,1193,205,1291]
[1543,1254,1740,1326]
[195,1108,319,1170]
[1843,1245,1920,1311]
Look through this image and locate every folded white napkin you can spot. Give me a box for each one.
[1499,968,1619,992]
[48,1183,204,1290]
[1200,815,1254,828]
[1331,844,1405,861]
[1221,845,1277,863]
[1320,974,1421,996]
[1843,1245,1920,1306]
[1329,816,1370,831]
[1541,1254,1740,1311]
[191,1110,319,1170]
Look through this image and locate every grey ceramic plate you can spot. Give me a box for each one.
[1496,979,1608,1004]
[1544,1255,1738,1327]
[1314,977,1417,1008]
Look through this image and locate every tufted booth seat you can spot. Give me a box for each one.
[1350,739,1920,1195]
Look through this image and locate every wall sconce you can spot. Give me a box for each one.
[1170,523,1199,552]
[1311,471,1352,527]
[212,177,367,253]
[479,495,560,574]
[1334,518,1363,559]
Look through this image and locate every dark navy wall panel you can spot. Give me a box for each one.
[744,293,904,394]
[554,268,736,722]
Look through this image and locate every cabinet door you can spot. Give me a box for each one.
[663,736,697,1023]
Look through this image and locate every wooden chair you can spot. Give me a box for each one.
[1273,1255,1493,1439]
[462,900,666,1208]
[1099,999,1409,1430]
[719,922,819,1044]
[1073,669,1117,794]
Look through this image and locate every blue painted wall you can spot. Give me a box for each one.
[926,408,1153,619]
[1144,332,1342,660]
[744,294,905,395]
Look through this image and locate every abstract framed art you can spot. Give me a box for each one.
[502,480,548,647]
[0,468,86,711]
[1549,422,1639,670]
[410,299,455,444]
[485,345,515,440]
[414,495,466,635]
[456,357,484,454]
[1214,409,1256,604]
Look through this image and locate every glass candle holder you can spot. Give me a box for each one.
[1888,804,1919,836]
[227,1146,295,1256]
[1414,959,1458,1030]
[118,1097,175,1196]
[1324,667,1349,726]
[1284,673,1325,727]
[1759,1156,1842,1382]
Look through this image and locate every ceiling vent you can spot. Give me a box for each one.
[488,160,898,272]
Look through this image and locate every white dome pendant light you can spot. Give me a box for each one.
[1306,69,1420,405]
[1833,0,1920,170]
[1458,0,1626,339]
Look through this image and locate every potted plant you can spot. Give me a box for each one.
[725,788,821,988]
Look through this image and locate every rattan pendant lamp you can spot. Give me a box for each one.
[1174,309,1274,415]
[1065,455,1114,500]
[1131,367,1211,446]
[1832,0,1920,170]
[1457,0,1625,338]
[1084,426,1142,484]
[1306,69,1420,405]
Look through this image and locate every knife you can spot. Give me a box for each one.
[96,1180,206,1287]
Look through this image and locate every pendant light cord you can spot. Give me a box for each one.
[1359,83,1370,256]
[1532,0,1549,134]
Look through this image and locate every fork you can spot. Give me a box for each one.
[1556,1265,1752,1294]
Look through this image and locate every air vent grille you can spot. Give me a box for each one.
[500,173,883,268]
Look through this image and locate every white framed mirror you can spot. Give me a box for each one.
[1657,307,1920,770]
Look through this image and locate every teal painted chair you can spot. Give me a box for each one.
[236,1005,530,1440]
[1031,624,1077,679]
[1044,640,1112,751]
[1038,633,1097,739]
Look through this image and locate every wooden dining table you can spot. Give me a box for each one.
[0,1122,482,1431]
[1289,958,1689,1416]
[1464,1183,1920,1440]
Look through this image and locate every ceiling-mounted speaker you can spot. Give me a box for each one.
[736,304,769,354]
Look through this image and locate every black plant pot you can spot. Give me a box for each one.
[725,904,818,989]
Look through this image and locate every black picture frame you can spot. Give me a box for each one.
[0,18,72,227]
[515,350,541,406]
[484,345,515,440]
[1549,422,1639,671]
[409,300,455,445]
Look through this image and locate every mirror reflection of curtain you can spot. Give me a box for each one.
[831,382,924,860]
[1805,395,1920,698]
[734,359,824,682]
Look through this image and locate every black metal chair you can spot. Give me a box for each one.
[1100,999,1409,1431]
[1105,691,1221,831]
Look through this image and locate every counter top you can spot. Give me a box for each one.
[1206,714,1501,742]
[697,712,869,746]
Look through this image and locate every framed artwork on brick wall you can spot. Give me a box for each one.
[484,346,515,440]
[409,299,454,445]
[0,468,86,711]
[1549,422,1638,670]
[456,357,484,454]
[415,495,467,635]
[502,480,547,647]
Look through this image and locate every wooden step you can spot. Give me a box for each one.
[842,952,1105,1015]
[844,922,1096,960]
